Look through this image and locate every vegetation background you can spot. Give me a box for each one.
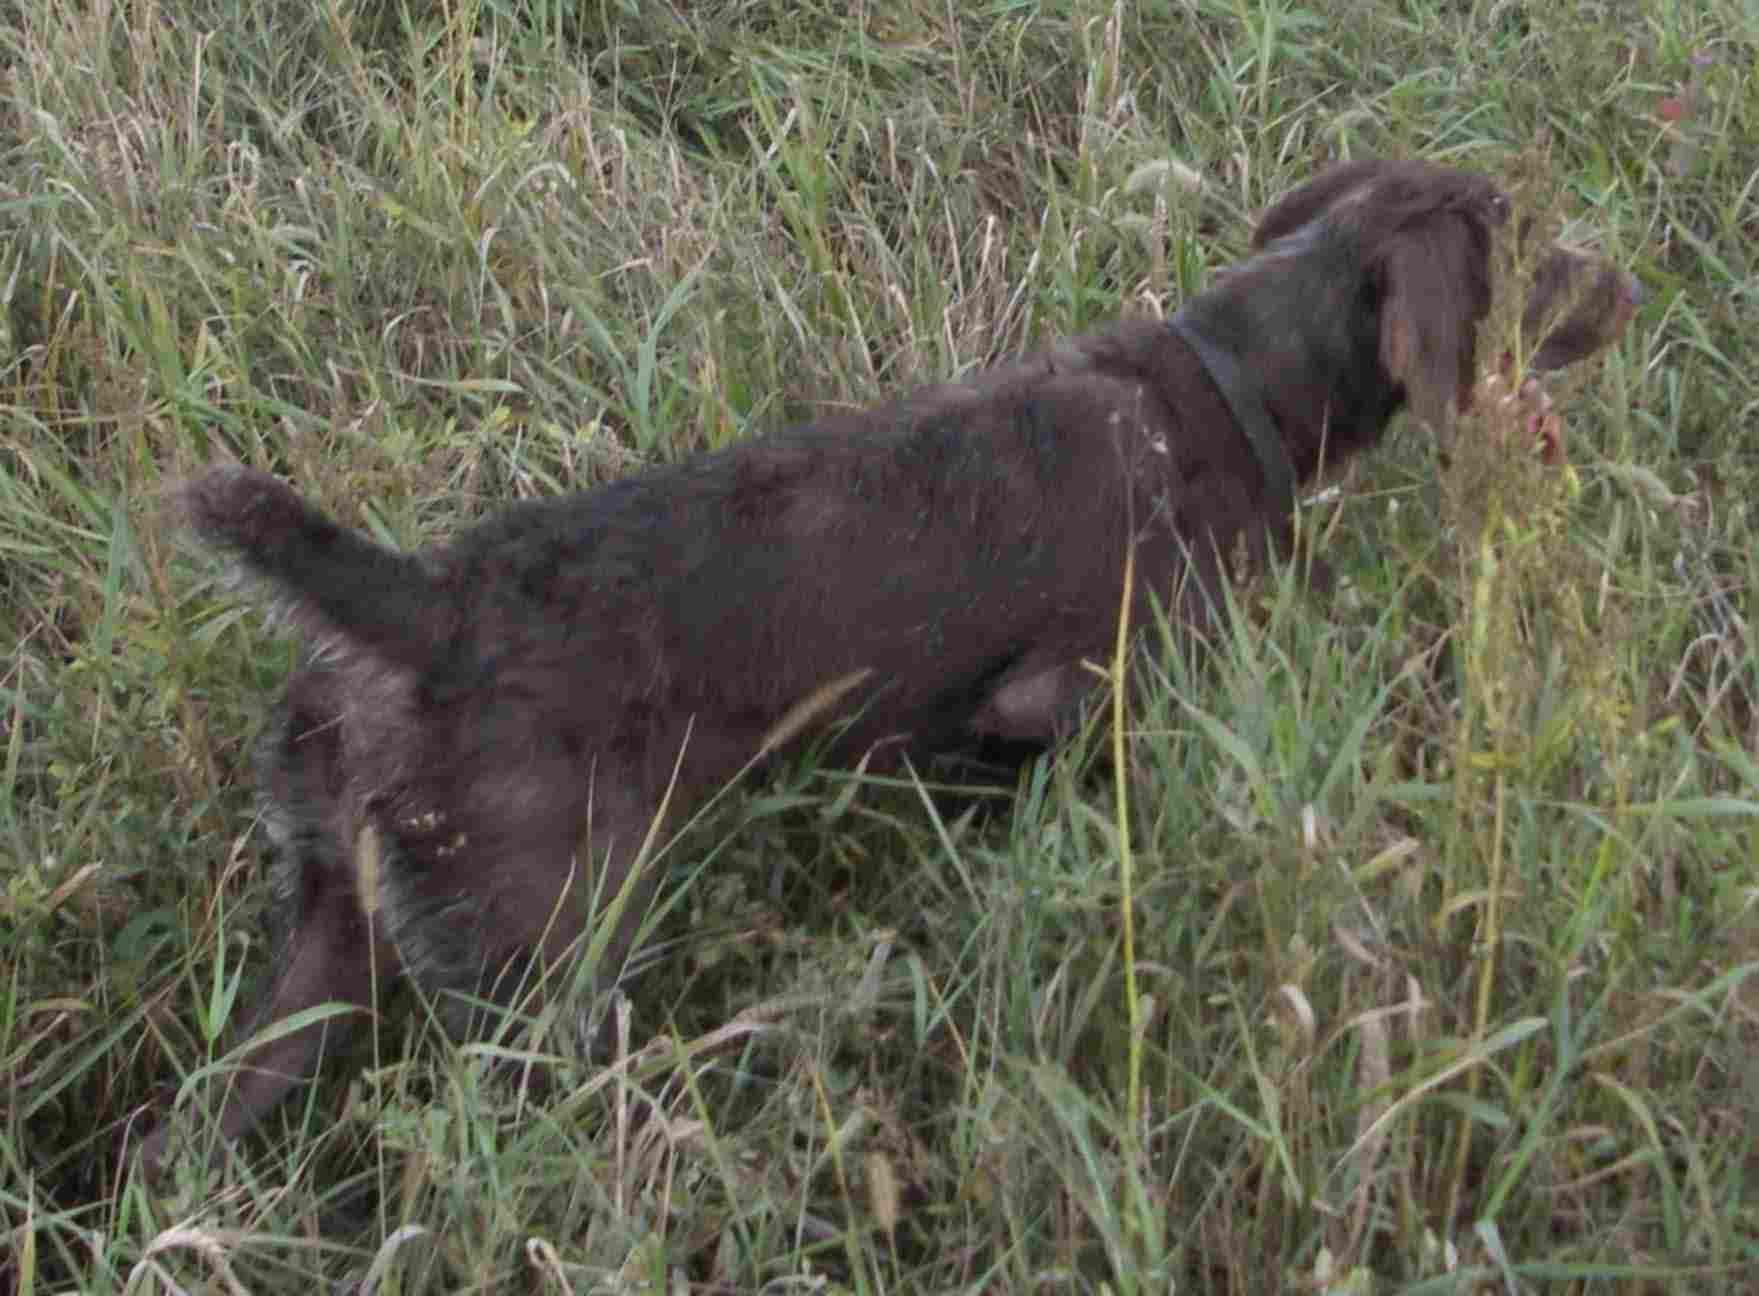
[2,0,1756,1290]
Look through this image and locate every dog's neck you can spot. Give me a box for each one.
[1171,225,1404,488]
[1165,307,1297,515]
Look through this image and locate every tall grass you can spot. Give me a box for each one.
[2,0,1756,1290]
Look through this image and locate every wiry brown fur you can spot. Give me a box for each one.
[141,159,1640,1164]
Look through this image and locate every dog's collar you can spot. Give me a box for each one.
[1166,309,1297,514]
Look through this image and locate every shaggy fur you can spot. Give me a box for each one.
[141,159,1640,1163]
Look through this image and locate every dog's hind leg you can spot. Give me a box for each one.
[139,845,396,1166]
[400,750,679,1078]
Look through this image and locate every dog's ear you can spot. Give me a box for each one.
[1376,211,1487,432]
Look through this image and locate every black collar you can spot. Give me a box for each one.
[1166,309,1297,515]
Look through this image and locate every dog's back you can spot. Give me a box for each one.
[184,338,1200,773]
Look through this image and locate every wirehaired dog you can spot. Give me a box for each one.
[141,159,1640,1164]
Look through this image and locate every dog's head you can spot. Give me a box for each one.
[1252,159,1642,432]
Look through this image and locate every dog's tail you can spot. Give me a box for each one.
[181,466,446,670]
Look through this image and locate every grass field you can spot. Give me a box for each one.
[3,0,1757,1290]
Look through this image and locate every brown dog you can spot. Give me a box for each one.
[141,159,1640,1164]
